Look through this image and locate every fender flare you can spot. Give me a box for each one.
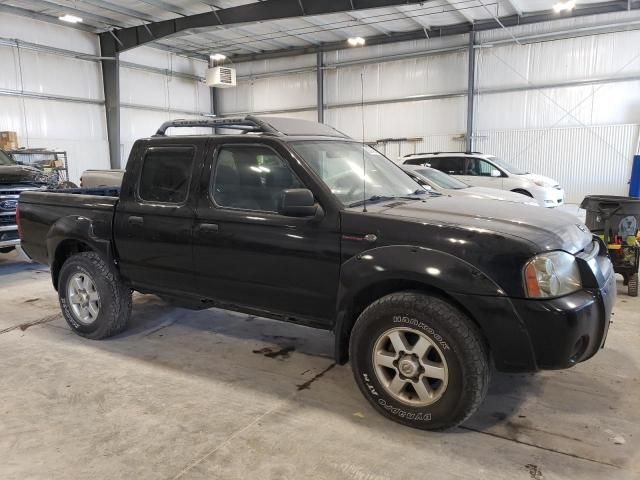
[333,245,533,367]
[46,215,114,289]
[337,245,504,314]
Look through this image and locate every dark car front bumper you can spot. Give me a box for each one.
[511,269,615,369]
[451,265,615,372]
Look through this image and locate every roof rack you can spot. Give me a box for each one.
[403,151,482,157]
[154,115,278,136]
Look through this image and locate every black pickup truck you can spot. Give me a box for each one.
[18,116,615,430]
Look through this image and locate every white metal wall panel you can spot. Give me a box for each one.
[477,30,640,91]
[120,108,212,166]
[476,79,640,130]
[0,12,99,55]
[218,72,317,114]
[475,124,639,203]
[324,35,468,65]
[0,45,103,100]
[374,134,465,162]
[234,54,317,76]
[120,46,208,76]
[325,51,468,104]
[0,96,110,182]
[326,96,467,141]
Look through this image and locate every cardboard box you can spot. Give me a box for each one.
[0,131,18,151]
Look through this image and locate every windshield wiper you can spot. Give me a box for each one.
[348,195,395,208]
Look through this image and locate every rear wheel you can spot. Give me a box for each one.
[349,291,490,430]
[58,252,131,339]
[629,273,638,297]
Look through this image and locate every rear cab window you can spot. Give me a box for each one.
[138,146,195,204]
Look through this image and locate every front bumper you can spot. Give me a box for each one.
[450,257,615,372]
[532,186,565,208]
[511,270,615,369]
[0,226,19,248]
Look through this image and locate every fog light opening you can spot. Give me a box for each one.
[570,335,589,363]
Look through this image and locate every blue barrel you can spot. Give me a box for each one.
[630,155,640,198]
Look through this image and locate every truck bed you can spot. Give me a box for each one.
[18,188,120,266]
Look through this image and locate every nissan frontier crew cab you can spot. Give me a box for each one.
[18,116,615,430]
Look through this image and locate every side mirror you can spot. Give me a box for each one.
[490,169,502,177]
[279,188,318,217]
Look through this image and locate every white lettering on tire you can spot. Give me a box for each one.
[392,315,450,350]
[378,399,431,421]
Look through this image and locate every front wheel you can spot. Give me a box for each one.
[58,252,132,339]
[349,291,490,430]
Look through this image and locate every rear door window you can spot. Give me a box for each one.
[466,157,495,176]
[431,157,464,175]
[138,146,195,204]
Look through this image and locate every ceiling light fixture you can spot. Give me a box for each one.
[553,0,576,13]
[58,14,83,23]
[210,53,227,61]
[347,37,366,47]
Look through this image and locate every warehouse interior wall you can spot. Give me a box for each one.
[2,9,640,200]
[0,12,108,184]
[119,46,211,165]
[0,12,211,182]
[218,11,640,203]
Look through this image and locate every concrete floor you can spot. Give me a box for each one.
[1,247,639,480]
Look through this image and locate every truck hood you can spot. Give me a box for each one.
[364,196,591,253]
[456,186,540,206]
[0,165,47,185]
[518,173,560,188]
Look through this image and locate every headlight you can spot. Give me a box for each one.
[523,251,581,298]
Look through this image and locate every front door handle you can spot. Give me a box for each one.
[128,215,144,226]
[198,223,219,233]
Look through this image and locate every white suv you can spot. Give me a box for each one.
[401,152,565,208]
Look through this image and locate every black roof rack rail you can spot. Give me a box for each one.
[403,151,482,157]
[154,115,278,136]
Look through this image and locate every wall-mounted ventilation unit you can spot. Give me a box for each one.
[206,66,236,88]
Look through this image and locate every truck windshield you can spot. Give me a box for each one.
[291,141,425,207]
[0,150,16,166]
[414,167,469,190]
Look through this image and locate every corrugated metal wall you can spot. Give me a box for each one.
[478,125,639,203]
[0,12,211,180]
[119,46,211,166]
[0,13,109,183]
[217,12,640,202]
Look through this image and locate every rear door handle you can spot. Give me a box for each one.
[128,215,144,225]
[198,223,219,233]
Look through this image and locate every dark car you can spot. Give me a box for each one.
[17,116,615,430]
[0,149,48,253]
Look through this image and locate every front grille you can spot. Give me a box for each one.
[0,230,18,242]
[0,215,16,226]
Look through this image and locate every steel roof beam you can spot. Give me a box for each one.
[443,0,474,24]
[99,0,430,53]
[504,0,523,16]
[229,0,638,61]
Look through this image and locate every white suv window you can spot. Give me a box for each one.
[466,158,496,177]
